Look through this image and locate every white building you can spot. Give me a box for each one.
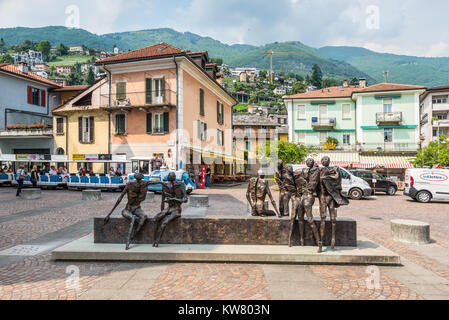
[80,63,100,76]
[10,50,43,68]
[420,85,449,146]
[273,87,287,95]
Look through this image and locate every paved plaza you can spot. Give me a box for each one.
[0,184,448,300]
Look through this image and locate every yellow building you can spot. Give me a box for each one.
[52,78,110,173]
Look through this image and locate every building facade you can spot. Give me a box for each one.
[420,85,449,146]
[0,63,61,155]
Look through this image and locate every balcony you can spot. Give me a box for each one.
[376,112,402,125]
[359,143,419,153]
[311,117,336,129]
[100,90,176,111]
[433,119,449,128]
[0,128,53,138]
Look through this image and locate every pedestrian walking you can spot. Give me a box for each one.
[16,165,26,197]
[205,166,211,188]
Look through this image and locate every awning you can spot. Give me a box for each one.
[359,155,414,169]
[352,163,379,169]
[384,163,414,169]
[300,161,350,168]
[187,147,247,164]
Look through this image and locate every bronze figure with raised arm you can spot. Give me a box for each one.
[104,172,152,250]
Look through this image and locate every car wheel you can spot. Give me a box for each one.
[349,188,363,200]
[387,186,397,196]
[416,191,432,203]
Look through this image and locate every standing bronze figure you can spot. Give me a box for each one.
[104,172,151,250]
[151,172,188,247]
[296,158,322,252]
[275,160,291,217]
[247,170,281,217]
[318,156,349,250]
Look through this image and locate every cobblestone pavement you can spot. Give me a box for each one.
[0,185,448,300]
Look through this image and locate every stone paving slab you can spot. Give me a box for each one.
[52,235,400,265]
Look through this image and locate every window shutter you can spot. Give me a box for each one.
[116,82,126,100]
[89,116,94,142]
[163,112,169,133]
[41,90,46,107]
[221,103,224,124]
[198,120,201,140]
[161,77,165,102]
[200,88,204,116]
[146,113,152,133]
[204,122,207,140]
[217,101,220,123]
[78,117,82,142]
[145,78,152,104]
[27,86,32,104]
[221,130,224,146]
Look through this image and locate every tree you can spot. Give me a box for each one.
[56,43,69,56]
[210,58,223,66]
[350,77,359,86]
[291,81,306,94]
[257,140,311,165]
[322,77,339,88]
[413,135,449,167]
[86,67,95,85]
[311,64,323,89]
[0,54,14,64]
[19,39,34,52]
[36,40,51,61]
[0,38,5,54]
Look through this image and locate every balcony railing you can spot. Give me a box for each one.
[359,143,419,152]
[100,90,176,109]
[376,112,402,124]
[433,119,449,127]
[311,117,336,129]
[0,128,53,137]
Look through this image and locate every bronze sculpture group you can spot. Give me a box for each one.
[104,156,348,252]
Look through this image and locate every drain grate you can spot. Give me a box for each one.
[0,245,53,256]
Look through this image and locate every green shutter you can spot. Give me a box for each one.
[116,82,126,100]
[146,113,152,133]
[204,122,207,140]
[161,77,165,102]
[163,112,169,133]
[217,101,220,123]
[198,120,201,140]
[200,88,204,116]
[116,114,126,135]
[146,78,152,104]
[222,129,224,146]
[221,103,224,124]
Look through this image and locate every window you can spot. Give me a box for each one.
[79,116,94,143]
[198,120,207,141]
[217,101,224,124]
[432,95,448,104]
[154,78,164,104]
[115,114,126,135]
[297,105,306,120]
[433,129,437,137]
[56,117,64,134]
[296,132,305,144]
[27,86,44,106]
[154,113,163,134]
[116,82,126,100]
[383,99,392,113]
[342,104,351,119]
[245,126,251,136]
[340,168,349,180]
[260,126,267,134]
[384,128,393,142]
[217,129,224,146]
[319,132,328,144]
[342,133,351,145]
[32,88,40,105]
[199,88,205,116]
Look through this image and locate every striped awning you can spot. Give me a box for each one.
[383,163,414,169]
[352,163,379,169]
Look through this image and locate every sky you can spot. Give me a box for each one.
[1,0,449,57]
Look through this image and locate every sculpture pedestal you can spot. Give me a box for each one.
[94,216,357,247]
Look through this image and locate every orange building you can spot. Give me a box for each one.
[95,43,237,173]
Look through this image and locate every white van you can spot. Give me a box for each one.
[404,168,449,203]
[291,165,372,200]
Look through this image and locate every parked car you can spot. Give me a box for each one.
[350,169,398,196]
[404,168,449,203]
[291,165,372,200]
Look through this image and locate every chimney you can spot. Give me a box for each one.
[342,79,349,88]
[359,78,367,88]
[18,62,29,74]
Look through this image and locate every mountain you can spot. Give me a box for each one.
[1,26,448,86]
[318,46,449,87]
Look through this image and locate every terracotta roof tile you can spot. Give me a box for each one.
[96,43,185,64]
[0,63,61,87]
[284,86,359,99]
[354,83,426,93]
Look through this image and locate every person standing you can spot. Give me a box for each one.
[30,166,39,188]
[16,165,26,196]
[205,166,211,188]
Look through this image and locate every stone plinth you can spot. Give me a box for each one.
[189,195,209,208]
[391,219,430,244]
[94,216,357,247]
[144,192,155,203]
[82,189,101,201]
[20,188,41,200]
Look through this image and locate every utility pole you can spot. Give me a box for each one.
[384,71,389,83]
[261,51,312,84]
